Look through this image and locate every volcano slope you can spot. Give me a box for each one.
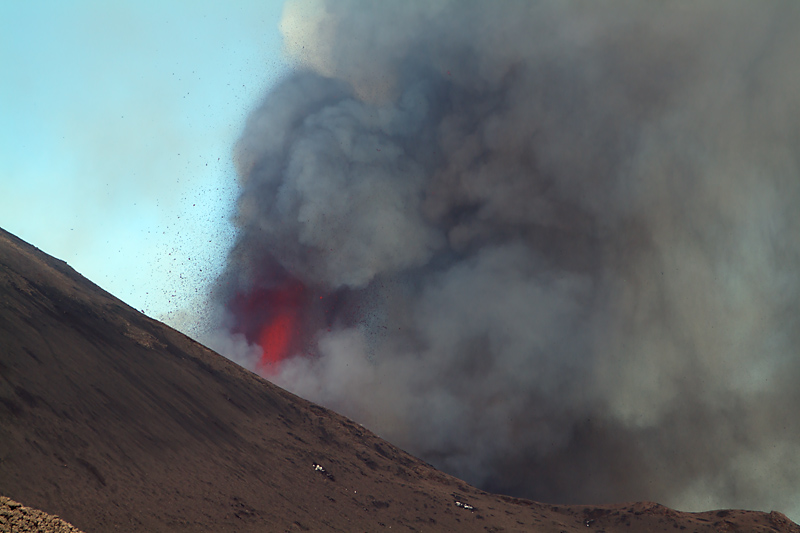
[0,226,797,533]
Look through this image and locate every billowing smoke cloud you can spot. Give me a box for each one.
[208,0,800,517]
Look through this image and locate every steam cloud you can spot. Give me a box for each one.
[208,0,800,516]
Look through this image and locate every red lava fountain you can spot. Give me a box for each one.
[258,312,296,368]
[230,280,306,374]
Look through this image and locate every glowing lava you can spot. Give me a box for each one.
[230,280,306,374]
[257,308,296,368]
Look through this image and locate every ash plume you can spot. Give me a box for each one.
[209,0,800,517]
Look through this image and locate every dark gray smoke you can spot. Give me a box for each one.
[210,0,800,517]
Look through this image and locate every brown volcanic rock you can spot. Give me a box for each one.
[0,225,797,533]
[0,495,85,533]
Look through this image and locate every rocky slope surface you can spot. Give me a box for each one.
[1,226,797,532]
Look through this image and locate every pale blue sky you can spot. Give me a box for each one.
[0,0,289,328]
